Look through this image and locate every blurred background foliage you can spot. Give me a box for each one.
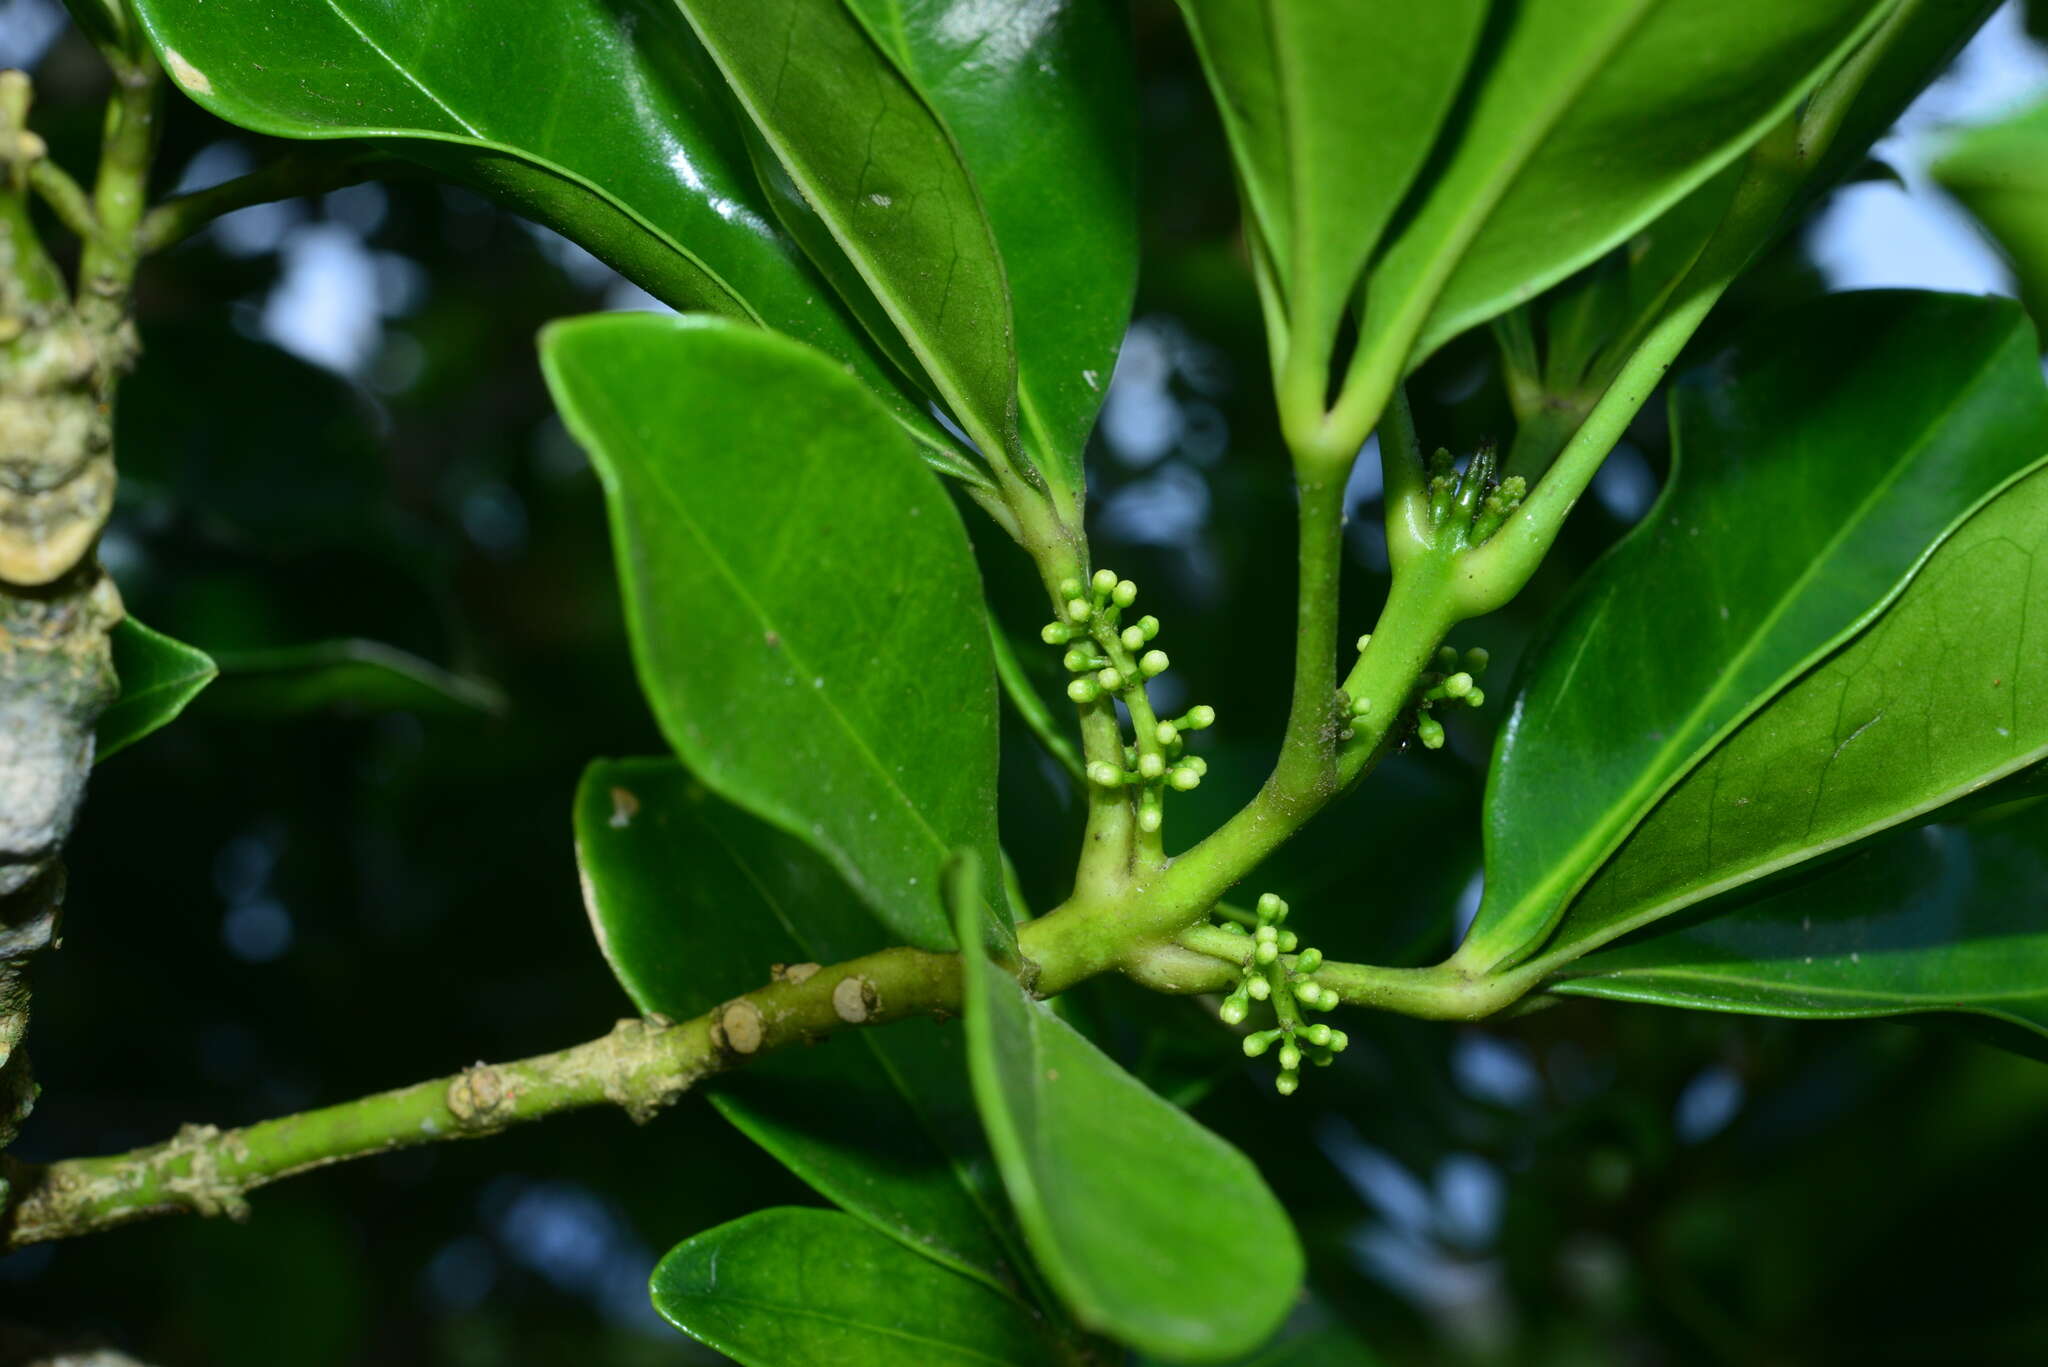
[6,1,2048,1363]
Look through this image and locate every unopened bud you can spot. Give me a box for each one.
[1041,622,1072,644]
[1067,678,1101,704]
[1112,579,1138,608]
[1086,761,1124,788]
[1092,568,1118,595]
[1137,752,1166,781]
[1139,649,1169,678]
[1066,598,1092,622]
[1275,1071,1299,1096]
[1121,625,1146,651]
[1183,705,1215,730]
[1155,721,1179,746]
[1137,615,1160,640]
[1168,765,1201,792]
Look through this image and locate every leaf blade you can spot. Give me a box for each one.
[98,617,217,762]
[543,313,1008,951]
[651,1207,1053,1367]
[954,862,1302,1361]
[1466,291,2048,971]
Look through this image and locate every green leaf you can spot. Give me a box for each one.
[202,640,504,719]
[574,758,1023,1293]
[953,856,1302,1361]
[1937,95,2048,334]
[672,0,1021,478]
[1361,0,1888,373]
[98,617,217,762]
[1464,292,2048,973]
[542,313,1008,950]
[1523,459,2048,975]
[1552,802,2048,1046]
[651,1207,1054,1366]
[1175,1,1486,361]
[126,0,979,481]
[840,0,1136,488]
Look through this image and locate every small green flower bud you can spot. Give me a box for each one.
[1183,755,1207,776]
[1121,625,1146,651]
[1041,622,1072,645]
[1138,615,1160,641]
[1219,994,1248,1026]
[1086,761,1124,788]
[1139,649,1169,677]
[1243,1029,1278,1058]
[1254,941,1279,966]
[1246,975,1271,1001]
[1276,930,1298,952]
[1295,947,1324,973]
[1091,568,1118,595]
[1311,1049,1336,1068]
[1066,598,1092,623]
[1313,986,1340,1011]
[1254,924,1278,944]
[1278,1043,1302,1072]
[1097,666,1125,690]
[1058,577,1084,600]
[1416,713,1445,749]
[1137,752,1165,781]
[1256,892,1286,922]
[1327,1029,1349,1052]
[1350,696,1374,718]
[1138,805,1162,834]
[1112,579,1138,608]
[1154,720,1179,746]
[1465,687,1486,709]
[1436,646,1460,671]
[1221,921,1248,936]
[1304,1023,1332,1047]
[1292,979,1320,1004]
[1275,1071,1299,1096]
[1356,634,1372,652]
[1063,647,1094,672]
[1067,678,1101,704]
[1464,647,1490,675]
[1183,704,1215,730]
[1443,672,1473,698]
[1168,765,1201,792]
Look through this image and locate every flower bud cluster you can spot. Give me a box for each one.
[1042,570,1213,834]
[1214,893,1347,1096]
[1341,639,1490,751]
[1426,441,1526,548]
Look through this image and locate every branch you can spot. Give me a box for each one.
[2,944,957,1250]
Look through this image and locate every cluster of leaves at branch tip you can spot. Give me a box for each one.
[1040,569,1214,834]
[1215,895,1346,1097]
[1343,641,1489,752]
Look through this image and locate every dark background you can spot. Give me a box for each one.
[5,2,2048,1363]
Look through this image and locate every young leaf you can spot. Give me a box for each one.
[542,313,1008,951]
[1551,803,2048,1046]
[651,1207,1055,1366]
[203,640,505,719]
[1936,95,2048,334]
[672,0,1021,476]
[1521,460,2048,973]
[1360,0,1889,374]
[838,0,1137,492]
[1464,292,2048,974]
[98,617,217,762]
[1174,2,1486,367]
[126,0,980,482]
[574,758,1023,1293]
[953,856,1303,1361]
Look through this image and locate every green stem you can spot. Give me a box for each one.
[1268,457,1349,804]
[74,49,159,334]
[26,159,99,247]
[137,146,386,255]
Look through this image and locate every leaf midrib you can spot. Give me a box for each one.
[679,1289,1033,1364]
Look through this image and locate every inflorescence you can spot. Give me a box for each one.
[1341,640,1490,750]
[1042,569,1213,835]
[1426,439,1525,547]
[1213,894,1348,1096]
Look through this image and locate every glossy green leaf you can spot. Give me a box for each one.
[954,858,1302,1361]
[574,758,1023,1292]
[1937,95,2048,332]
[672,0,1021,474]
[543,313,1007,950]
[651,1207,1053,1366]
[1525,460,2048,973]
[1362,0,1887,372]
[1173,2,1483,367]
[842,0,1135,487]
[1465,292,2048,973]
[128,0,979,481]
[202,640,504,719]
[1552,802,2048,1044]
[98,617,217,762]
